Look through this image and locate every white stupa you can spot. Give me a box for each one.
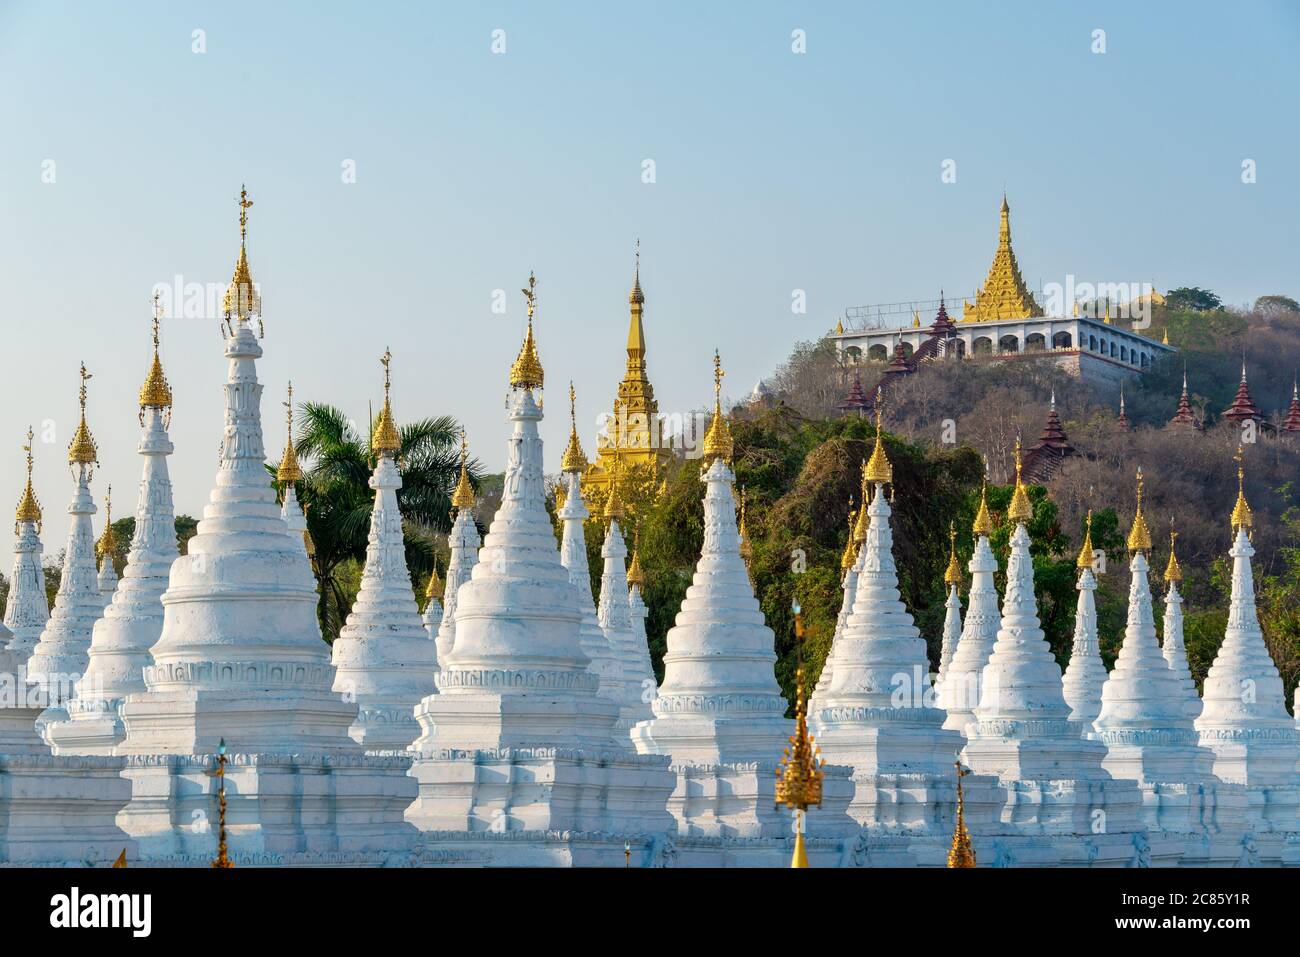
[810,492,864,712]
[94,488,119,605]
[631,352,854,860]
[937,484,1000,737]
[330,351,438,753]
[422,569,443,641]
[3,428,50,659]
[1061,512,1107,733]
[1160,534,1201,720]
[275,381,314,563]
[1195,451,1300,835]
[48,312,179,756]
[431,436,480,668]
[933,524,963,696]
[405,277,674,865]
[116,191,416,864]
[26,364,104,724]
[597,474,651,733]
[625,545,658,719]
[962,443,1149,862]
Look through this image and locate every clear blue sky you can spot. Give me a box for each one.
[1,1,1297,566]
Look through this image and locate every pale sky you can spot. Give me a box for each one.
[1,1,1297,568]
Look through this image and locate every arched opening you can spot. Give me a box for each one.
[949,338,966,358]
[1088,334,1097,351]
[867,344,888,362]
[973,336,993,356]
[998,335,1020,353]
[1140,352,1150,369]
[843,345,863,364]
[1120,346,1128,363]
[1053,331,1073,349]
[900,342,914,358]
[1025,333,1047,352]
[1109,342,1117,358]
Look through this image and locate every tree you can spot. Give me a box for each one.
[1253,295,1300,318]
[1165,287,1222,312]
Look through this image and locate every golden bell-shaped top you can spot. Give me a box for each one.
[68,363,99,467]
[1127,466,1153,553]
[1006,438,1033,524]
[451,429,475,510]
[864,403,893,485]
[95,484,116,562]
[560,382,587,473]
[628,544,646,589]
[508,273,545,390]
[276,381,304,483]
[943,522,962,585]
[1164,527,1182,583]
[629,240,645,305]
[1230,445,1253,534]
[425,565,444,601]
[853,465,871,543]
[701,350,734,465]
[947,762,977,868]
[15,427,41,529]
[139,297,173,410]
[372,349,402,456]
[775,600,825,816]
[972,480,994,536]
[1076,509,1096,570]
[222,186,261,320]
[840,499,858,574]
[604,460,626,521]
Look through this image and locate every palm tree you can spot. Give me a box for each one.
[273,402,479,640]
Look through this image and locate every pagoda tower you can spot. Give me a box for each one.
[1061,512,1107,732]
[405,275,675,865]
[810,485,864,711]
[596,462,649,734]
[933,524,963,695]
[330,350,438,753]
[1195,448,1300,837]
[94,486,119,604]
[1161,528,1201,720]
[1021,392,1075,483]
[961,443,1149,862]
[48,306,179,756]
[632,351,854,859]
[422,566,443,640]
[837,369,871,417]
[1168,368,1201,431]
[1116,385,1131,431]
[116,189,417,863]
[625,543,658,712]
[960,195,1042,323]
[1221,360,1264,425]
[1281,377,1300,434]
[275,382,312,560]
[937,483,1000,737]
[4,428,50,658]
[26,364,104,724]
[1094,471,1248,861]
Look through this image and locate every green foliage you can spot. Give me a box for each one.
[1165,287,1223,312]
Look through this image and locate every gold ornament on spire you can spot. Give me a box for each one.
[864,402,893,486]
[15,426,42,533]
[776,598,825,869]
[947,761,977,868]
[509,272,545,390]
[604,458,626,521]
[222,185,261,321]
[276,382,304,483]
[1007,437,1033,524]
[1127,466,1153,553]
[425,564,444,602]
[960,194,1041,323]
[560,382,588,473]
[211,739,233,868]
[840,497,858,575]
[1164,526,1182,583]
[1230,445,1253,534]
[629,238,645,305]
[853,464,871,543]
[943,522,962,586]
[68,363,98,470]
[96,484,116,566]
[628,535,646,589]
[372,348,401,456]
[1076,509,1096,570]
[701,349,734,465]
[139,293,173,416]
[972,480,994,536]
[451,429,475,511]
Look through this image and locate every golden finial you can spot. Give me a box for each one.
[95,484,116,565]
[834,318,844,336]
[1103,302,1112,324]
[738,488,753,562]
[853,463,871,543]
[425,563,444,602]
[67,363,99,469]
[372,348,401,456]
[560,381,587,472]
[604,458,626,521]
[15,426,41,533]
[509,272,545,390]
[276,382,304,483]
[222,185,261,321]
[1076,510,1096,570]
[1007,437,1033,524]
[972,480,993,536]
[776,598,825,869]
[629,238,645,305]
[1164,525,1182,583]
[1162,326,1169,345]
[839,497,858,575]
[211,739,233,868]
[947,761,977,868]
[1127,466,1153,553]
[628,535,646,589]
[138,292,173,414]
[701,349,734,465]
[1230,445,1253,534]
[864,402,893,486]
[943,521,961,586]
[451,429,475,510]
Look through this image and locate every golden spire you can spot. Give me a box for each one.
[222,185,261,321]
[1127,466,1153,553]
[853,464,871,542]
[776,599,825,869]
[834,318,844,336]
[372,348,402,456]
[1076,510,1096,570]
[138,293,173,413]
[425,564,444,601]
[451,429,475,510]
[943,522,961,586]
[947,761,977,868]
[1230,445,1253,534]
[211,739,233,868]
[701,349,734,465]
[961,194,1041,323]
[840,497,858,574]
[1007,438,1033,524]
[628,536,646,589]
[628,238,645,306]
[1162,326,1169,345]
[560,382,588,472]
[509,272,544,390]
[864,402,893,486]
[276,382,304,483]
[604,458,626,521]
[67,363,98,468]
[972,480,994,536]
[96,484,116,565]
[1164,526,1182,583]
[15,426,41,532]
[738,488,753,562]
[1103,302,1112,325]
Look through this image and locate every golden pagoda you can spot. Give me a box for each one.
[1127,467,1153,554]
[627,538,646,590]
[1007,438,1033,524]
[852,465,871,543]
[961,195,1041,323]
[972,480,994,536]
[95,484,116,567]
[775,598,825,868]
[947,761,977,868]
[864,402,893,487]
[1164,526,1182,584]
[582,244,674,508]
[701,350,734,466]
[276,382,304,484]
[67,363,98,474]
[943,522,962,586]
[139,293,173,423]
[372,349,402,457]
[839,497,858,577]
[451,429,475,512]
[509,273,544,392]
[15,426,41,535]
[1077,510,1096,570]
[1230,445,1253,535]
[425,563,444,606]
[222,185,261,323]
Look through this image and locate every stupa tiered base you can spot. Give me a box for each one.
[47,696,124,755]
